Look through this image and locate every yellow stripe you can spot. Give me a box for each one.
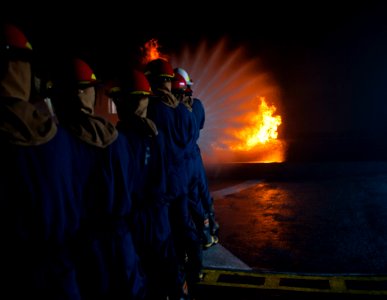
[199,268,387,296]
[130,91,151,95]
[109,87,121,93]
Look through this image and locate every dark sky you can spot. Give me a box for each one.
[4,2,387,160]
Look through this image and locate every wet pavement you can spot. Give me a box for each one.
[195,161,387,299]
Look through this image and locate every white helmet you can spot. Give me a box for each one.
[174,67,193,86]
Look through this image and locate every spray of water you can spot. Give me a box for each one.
[169,37,287,164]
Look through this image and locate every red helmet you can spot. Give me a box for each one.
[2,24,32,50]
[73,58,99,87]
[174,67,193,86]
[106,70,152,97]
[1,24,33,61]
[126,70,152,95]
[171,72,187,93]
[144,58,174,79]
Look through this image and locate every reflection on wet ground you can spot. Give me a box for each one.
[209,170,387,274]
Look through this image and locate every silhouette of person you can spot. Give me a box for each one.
[0,23,82,299]
[145,58,201,299]
[171,72,212,252]
[108,68,181,300]
[50,57,147,300]
[174,67,220,245]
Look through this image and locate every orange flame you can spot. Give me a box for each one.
[230,97,281,150]
[210,97,285,163]
[171,37,287,163]
[219,97,282,152]
[140,39,169,65]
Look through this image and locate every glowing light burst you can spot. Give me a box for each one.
[170,37,287,164]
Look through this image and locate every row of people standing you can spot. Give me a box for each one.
[0,23,147,300]
[0,23,219,300]
[109,58,220,299]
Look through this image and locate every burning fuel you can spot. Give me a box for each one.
[143,37,287,164]
[224,97,282,150]
[140,38,168,65]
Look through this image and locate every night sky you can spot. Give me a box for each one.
[3,2,387,161]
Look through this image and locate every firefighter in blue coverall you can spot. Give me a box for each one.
[50,57,147,300]
[174,67,220,248]
[145,58,201,298]
[0,24,82,299]
[171,72,213,250]
[108,69,182,300]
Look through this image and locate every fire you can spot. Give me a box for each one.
[140,39,169,65]
[206,96,285,163]
[172,37,289,163]
[227,97,282,151]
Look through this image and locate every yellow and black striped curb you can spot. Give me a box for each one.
[199,268,387,296]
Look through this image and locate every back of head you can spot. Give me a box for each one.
[0,24,34,101]
[72,58,100,89]
[0,23,33,63]
[51,57,100,116]
[52,57,100,90]
[52,57,118,147]
[108,69,152,119]
[121,69,152,96]
[144,58,174,87]
[0,24,58,145]
[174,67,194,96]
[171,72,187,95]
[107,69,152,102]
[174,67,193,86]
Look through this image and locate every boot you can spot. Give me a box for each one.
[202,218,216,249]
[185,241,204,284]
[209,212,220,241]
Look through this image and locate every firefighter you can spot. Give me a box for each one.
[171,72,192,109]
[174,67,220,247]
[108,69,182,300]
[0,23,82,299]
[145,58,202,298]
[171,72,216,251]
[50,58,147,299]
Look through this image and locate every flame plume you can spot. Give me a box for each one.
[140,38,169,65]
[170,37,288,163]
[225,97,282,150]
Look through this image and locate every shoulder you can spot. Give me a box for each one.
[193,98,204,108]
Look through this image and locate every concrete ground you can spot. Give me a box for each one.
[195,161,387,299]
